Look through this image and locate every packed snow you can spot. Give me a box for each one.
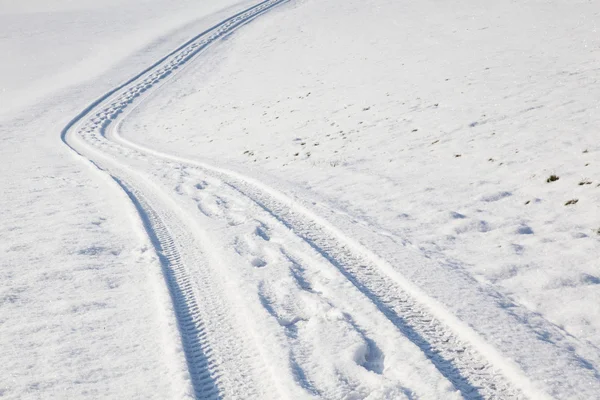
[1,0,600,398]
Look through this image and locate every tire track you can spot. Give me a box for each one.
[113,177,220,399]
[99,136,532,397]
[60,0,564,398]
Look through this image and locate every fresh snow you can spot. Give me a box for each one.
[2,0,600,399]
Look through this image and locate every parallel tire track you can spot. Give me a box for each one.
[60,0,544,398]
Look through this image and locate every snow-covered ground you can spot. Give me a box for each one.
[2,0,600,398]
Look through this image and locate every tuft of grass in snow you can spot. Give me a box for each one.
[565,199,579,206]
[579,180,592,186]
[547,174,559,183]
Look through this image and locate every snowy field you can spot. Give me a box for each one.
[2,0,600,399]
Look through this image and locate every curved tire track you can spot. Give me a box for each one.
[59,0,585,398]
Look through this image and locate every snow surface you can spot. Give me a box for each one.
[124,0,600,350]
[2,0,600,398]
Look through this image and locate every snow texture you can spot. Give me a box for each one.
[2,0,600,398]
